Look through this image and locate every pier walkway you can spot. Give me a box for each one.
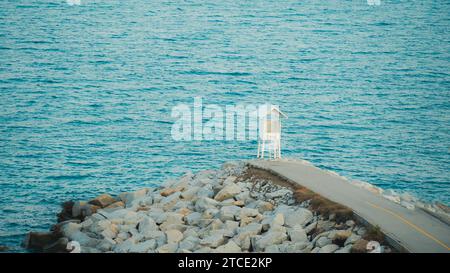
[247,159,450,253]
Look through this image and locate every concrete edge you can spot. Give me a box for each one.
[245,161,411,253]
[417,207,450,227]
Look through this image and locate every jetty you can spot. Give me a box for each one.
[247,159,450,253]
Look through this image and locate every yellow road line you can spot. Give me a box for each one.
[366,201,450,252]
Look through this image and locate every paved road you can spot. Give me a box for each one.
[248,159,450,253]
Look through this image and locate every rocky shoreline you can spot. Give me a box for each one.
[24,161,394,253]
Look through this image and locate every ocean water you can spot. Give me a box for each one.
[0,0,449,251]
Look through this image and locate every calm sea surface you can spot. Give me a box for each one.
[0,0,449,251]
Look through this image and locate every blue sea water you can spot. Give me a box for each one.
[0,0,449,251]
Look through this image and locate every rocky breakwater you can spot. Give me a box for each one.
[24,162,392,253]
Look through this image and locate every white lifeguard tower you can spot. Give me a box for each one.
[257,106,287,159]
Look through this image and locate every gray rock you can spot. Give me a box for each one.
[264,245,280,253]
[156,243,178,253]
[255,231,288,251]
[276,206,313,228]
[179,236,200,251]
[159,213,184,231]
[119,189,148,206]
[203,208,220,220]
[239,207,259,219]
[141,230,166,246]
[316,220,335,231]
[61,222,82,238]
[200,234,225,248]
[215,183,241,201]
[357,227,366,236]
[288,225,308,242]
[215,240,241,253]
[89,194,117,208]
[195,197,219,212]
[315,236,332,248]
[137,217,157,237]
[224,220,239,236]
[284,242,310,253]
[236,223,262,241]
[304,221,317,234]
[319,244,339,253]
[335,244,352,253]
[219,205,241,222]
[185,212,202,226]
[196,185,215,199]
[166,229,184,244]
[161,192,181,211]
[181,186,201,200]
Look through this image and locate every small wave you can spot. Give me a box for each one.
[180,70,252,77]
[46,174,91,180]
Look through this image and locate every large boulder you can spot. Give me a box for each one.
[166,230,184,244]
[214,184,241,201]
[161,192,181,211]
[236,223,262,241]
[156,243,179,253]
[68,231,99,247]
[137,217,158,237]
[88,194,116,208]
[159,213,184,231]
[344,233,361,246]
[203,208,220,220]
[319,244,339,253]
[141,230,166,246]
[288,225,308,243]
[284,241,310,253]
[97,238,115,252]
[215,240,241,253]
[219,205,241,222]
[257,201,274,213]
[43,237,69,253]
[315,236,332,248]
[276,206,313,228]
[224,220,239,234]
[181,186,201,201]
[114,238,135,253]
[103,201,125,211]
[262,213,284,231]
[255,231,288,251]
[119,189,148,206]
[179,236,200,251]
[61,222,82,238]
[333,230,352,245]
[195,197,219,212]
[57,201,75,222]
[200,234,225,248]
[351,239,368,253]
[185,212,202,226]
[196,185,215,199]
[335,244,352,253]
[100,224,119,240]
[23,232,60,250]
[160,188,177,197]
[72,201,99,219]
[239,208,259,219]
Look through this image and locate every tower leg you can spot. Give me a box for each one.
[261,140,265,159]
[257,140,261,158]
